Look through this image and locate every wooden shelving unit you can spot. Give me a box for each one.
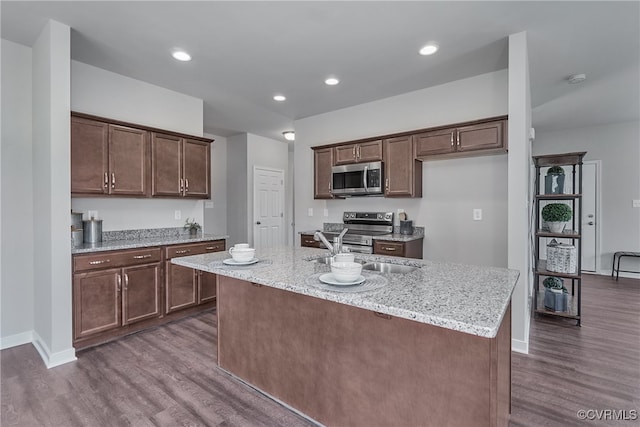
[532,152,586,326]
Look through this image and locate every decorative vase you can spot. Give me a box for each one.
[545,174,565,194]
[547,221,565,233]
[189,228,198,236]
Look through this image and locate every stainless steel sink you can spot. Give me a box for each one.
[361,262,417,274]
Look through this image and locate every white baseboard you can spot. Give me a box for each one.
[588,269,640,279]
[512,338,529,354]
[0,331,34,350]
[32,331,77,369]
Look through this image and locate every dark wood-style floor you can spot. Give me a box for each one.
[2,274,638,427]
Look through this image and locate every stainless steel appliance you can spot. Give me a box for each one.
[83,218,103,243]
[319,211,393,254]
[331,161,383,196]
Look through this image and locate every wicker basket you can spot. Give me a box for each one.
[547,243,577,273]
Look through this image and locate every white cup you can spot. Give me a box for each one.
[229,244,255,262]
[229,243,250,256]
[333,253,355,263]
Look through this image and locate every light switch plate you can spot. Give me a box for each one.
[308,208,313,217]
[205,201,214,209]
[323,208,329,217]
[87,210,98,219]
[174,210,181,220]
[473,209,482,221]
[633,200,640,208]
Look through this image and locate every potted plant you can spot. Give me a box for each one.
[542,277,568,311]
[541,203,572,233]
[545,165,565,194]
[184,218,201,236]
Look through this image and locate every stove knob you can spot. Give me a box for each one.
[350,213,355,218]
[385,213,391,220]
[377,213,383,219]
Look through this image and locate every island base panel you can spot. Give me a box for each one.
[217,276,511,427]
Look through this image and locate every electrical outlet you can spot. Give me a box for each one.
[323,209,329,217]
[308,208,313,217]
[473,209,482,221]
[205,201,214,209]
[174,210,181,220]
[87,210,98,219]
[633,200,640,208]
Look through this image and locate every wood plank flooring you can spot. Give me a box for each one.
[2,274,638,426]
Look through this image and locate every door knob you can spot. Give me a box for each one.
[256,221,261,225]
[588,221,594,225]
[587,214,594,218]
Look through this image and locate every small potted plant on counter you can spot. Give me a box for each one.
[184,218,201,236]
[543,276,568,311]
[541,203,572,233]
[545,165,565,194]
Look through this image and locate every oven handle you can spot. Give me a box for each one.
[363,165,368,192]
[341,244,373,254]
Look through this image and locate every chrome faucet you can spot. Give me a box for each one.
[314,228,348,256]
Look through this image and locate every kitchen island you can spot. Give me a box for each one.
[173,246,519,427]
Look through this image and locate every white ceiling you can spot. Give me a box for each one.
[2,1,638,142]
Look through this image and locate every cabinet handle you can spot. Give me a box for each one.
[111,173,116,189]
[124,273,129,289]
[88,259,110,265]
[185,179,189,193]
[357,146,361,159]
[383,247,397,251]
[117,274,121,292]
[385,178,389,190]
[132,254,152,259]
[456,130,460,147]
[205,246,219,251]
[450,132,454,147]
[175,249,191,254]
[104,172,109,188]
[179,178,184,192]
[251,283,263,288]
[352,146,356,158]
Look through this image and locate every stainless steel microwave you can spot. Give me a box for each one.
[331,161,384,196]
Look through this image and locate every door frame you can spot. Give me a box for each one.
[252,166,286,248]
[583,160,602,274]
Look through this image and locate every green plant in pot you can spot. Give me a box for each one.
[184,218,201,236]
[545,165,565,194]
[541,203,572,233]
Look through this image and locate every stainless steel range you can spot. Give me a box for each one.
[320,211,394,254]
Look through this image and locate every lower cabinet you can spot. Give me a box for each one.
[72,239,225,349]
[165,240,225,314]
[373,238,424,259]
[300,233,322,248]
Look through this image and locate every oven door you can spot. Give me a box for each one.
[341,244,373,254]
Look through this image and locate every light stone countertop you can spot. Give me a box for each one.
[72,233,228,254]
[172,245,519,338]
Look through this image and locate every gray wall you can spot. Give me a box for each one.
[226,134,248,246]
[533,120,640,276]
[204,134,228,236]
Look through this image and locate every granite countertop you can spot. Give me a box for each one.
[72,232,228,254]
[172,246,519,338]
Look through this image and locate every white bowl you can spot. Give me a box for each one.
[333,253,355,263]
[230,248,255,262]
[331,261,363,282]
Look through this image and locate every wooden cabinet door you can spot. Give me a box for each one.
[357,140,383,162]
[73,269,121,340]
[414,128,455,157]
[71,117,109,195]
[456,121,504,152]
[373,240,406,257]
[165,262,198,313]
[122,263,161,325]
[301,233,321,248]
[182,139,210,198]
[199,272,217,303]
[151,133,183,197]
[108,125,149,196]
[334,144,357,165]
[314,147,334,199]
[384,136,422,198]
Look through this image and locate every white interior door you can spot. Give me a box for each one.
[581,162,598,272]
[253,167,285,251]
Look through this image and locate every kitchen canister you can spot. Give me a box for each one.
[546,243,577,274]
[71,211,83,229]
[399,220,414,235]
[83,218,103,243]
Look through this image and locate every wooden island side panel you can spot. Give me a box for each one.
[217,276,511,427]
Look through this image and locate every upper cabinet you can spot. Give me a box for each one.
[414,118,507,159]
[313,147,334,199]
[383,136,422,198]
[334,140,383,165]
[71,112,212,199]
[151,134,211,198]
[71,116,149,197]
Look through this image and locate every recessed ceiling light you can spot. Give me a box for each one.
[325,77,340,86]
[283,131,295,141]
[273,95,286,102]
[567,73,587,84]
[419,44,439,56]
[172,50,191,61]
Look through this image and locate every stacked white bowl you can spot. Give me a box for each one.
[229,243,255,262]
[331,261,363,282]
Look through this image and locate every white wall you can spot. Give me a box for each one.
[31,21,76,367]
[533,121,640,275]
[70,61,207,230]
[1,39,34,347]
[507,32,533,354]
[294,70,509,267]
[204,134,228,235]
